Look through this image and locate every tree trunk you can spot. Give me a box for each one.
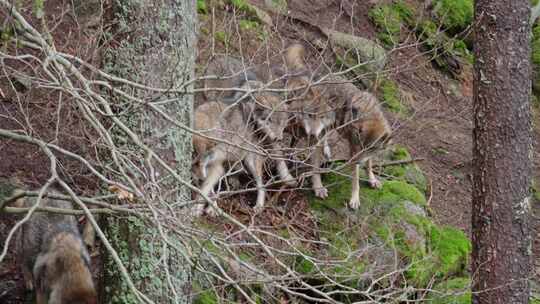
[472,1,532,303]
[103,0,197,303]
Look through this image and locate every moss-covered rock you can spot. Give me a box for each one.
[429,226,471,277]
[305,145,469,289]
[381,145,428,193]
[415,20,472,75]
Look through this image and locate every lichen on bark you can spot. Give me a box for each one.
[103,0,198,303]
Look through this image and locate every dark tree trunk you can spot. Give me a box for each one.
[472,1,532,304]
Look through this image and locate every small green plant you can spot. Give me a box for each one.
[230,0,255,14]
[197,0,208,14]
[33,0,45,18]
[369,1,414,47]
[239,19,259,31]
[433,0,473,34]
[214,31,230,47]
[379,78,408,114]
[193,289,218,304]
[271,0,288,12]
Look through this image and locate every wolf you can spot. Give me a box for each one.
[327,77,393,208]
[16,190,97,304]
[282,43,392,208]
[193,79,291,216]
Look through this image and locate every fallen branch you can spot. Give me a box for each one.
[0,190,143,215]
[3,206,115,215]
[373,157,425,167]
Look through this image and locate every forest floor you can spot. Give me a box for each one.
[0,0,539,303]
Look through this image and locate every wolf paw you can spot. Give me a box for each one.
[348,197,360,209]
[204,203,221,217]
[368,177,382,189]
[314,187,329,199]
[283,176,297,187]
[191,204,206,217]
[253,203,264,214]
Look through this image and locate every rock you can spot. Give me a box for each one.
[321,28,387,72]
[403,200,427,217]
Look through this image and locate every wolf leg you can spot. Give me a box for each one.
[244,154,266,213]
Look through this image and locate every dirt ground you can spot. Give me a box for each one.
[1,0,539,303]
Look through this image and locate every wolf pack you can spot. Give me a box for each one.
[9,43,392,303]
[193,43,392,216]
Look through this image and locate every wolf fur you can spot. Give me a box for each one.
[17,190,97,304]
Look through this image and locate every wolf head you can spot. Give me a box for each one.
[224,80,290,142]
[345,91,392,158]
[33,232,96,304]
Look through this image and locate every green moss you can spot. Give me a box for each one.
[380,78,409,114]
[392,145,411,160]
[433,0,473,34]
[415,19,473,74]
[369,1,414,47]
[532,23,540,96]
[33,0,45,18]
[309,163,353,211]
[430,226,471,277]
[270,0,287,12]
[214,31,230,47]
[193,289,218,304]
[533,179,540,202]
[363,180,426,207]
[428,278,471,304]
[197,0,208,14]
[239,19,259,31]
[230,0,256,14]
[295,254,316,274]
[0,180,17,202]
[452,40,473,64]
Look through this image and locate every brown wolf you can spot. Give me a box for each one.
[193,79,291,216]
[283,43,392,208]
[16,190,97,304]
[327,76,392,208]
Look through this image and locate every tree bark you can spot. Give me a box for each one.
[103,0,197,303]
[472,1,532,304]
